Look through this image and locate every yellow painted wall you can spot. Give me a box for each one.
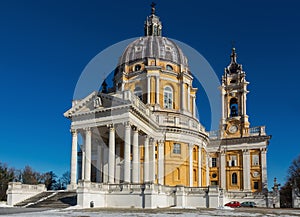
[225,150,243,190]
[164,141,189,186]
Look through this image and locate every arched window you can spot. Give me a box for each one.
[193,147,197,161]
[164,86,173,109]
[166,64,173,71]
[134,64,141,71]
[230,98,238,117]
[134,86,142,100]
[232,173,237,185]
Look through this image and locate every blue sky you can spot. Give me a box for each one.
[0,0,299,188]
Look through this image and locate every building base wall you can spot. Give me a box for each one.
[76,181,223,209]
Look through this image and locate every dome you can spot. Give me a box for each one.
[119,36,188,67]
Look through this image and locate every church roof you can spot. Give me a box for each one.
[118,3,188,67]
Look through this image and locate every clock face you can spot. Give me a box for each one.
[229,125,238,133]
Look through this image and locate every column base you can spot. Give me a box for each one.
[67,183,77,191]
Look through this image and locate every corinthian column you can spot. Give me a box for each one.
[149,138,156,183]
[198,145,202,186]
[124,122,131,183]
[132,127,139,183]
[108,125,115,183]
[144,135,150,182]
[84,128,91,181]
[158,141,164,185]
[189,144,193,187]
[70,129,78,185]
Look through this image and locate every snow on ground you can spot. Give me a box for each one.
[0,203,12,208]
[1,208,300,217]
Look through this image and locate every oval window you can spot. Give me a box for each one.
[166,64,173,71]
[134,64,141,71]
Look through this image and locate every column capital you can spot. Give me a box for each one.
[70,129,77,134]
[107,124,115,129]
[242,149,250,154]
[158,140,164,146]
[84,127,91,134]
[124,121,131,128]
[260,147,267,153]
[132,125,139,132]
[188,143,194,148]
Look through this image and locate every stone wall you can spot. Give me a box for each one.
[292,187,300,208]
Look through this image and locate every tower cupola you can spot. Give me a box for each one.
[225,47,243,74]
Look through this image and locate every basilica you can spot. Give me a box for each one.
[63,5,272,208]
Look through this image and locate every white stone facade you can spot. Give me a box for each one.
[76,181,223,208]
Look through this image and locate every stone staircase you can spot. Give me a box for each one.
[15,191,77,208]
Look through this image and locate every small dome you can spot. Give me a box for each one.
[119,36,188,67]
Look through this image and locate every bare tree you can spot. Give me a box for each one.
[280,154,300,207]
[0,163,14,201]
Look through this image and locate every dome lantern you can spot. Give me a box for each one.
[144,2,162,36]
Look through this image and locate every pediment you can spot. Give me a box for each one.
[64,91,130,118]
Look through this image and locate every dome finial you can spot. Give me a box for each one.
[151,2,156,15]
[231,44,237,63]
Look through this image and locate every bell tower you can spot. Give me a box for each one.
[220,47,250,138]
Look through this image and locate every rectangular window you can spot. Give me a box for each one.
[212,158,217,167]
[229,155,237,167]
[252,154,260,166]
[173,143,181,154]
[254,181,259,190]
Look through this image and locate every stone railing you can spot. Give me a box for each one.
[108,183,142,193]
[122,91,155,121]
[208,130,220,140]
[208,126,266,140]
[6,182,46,206]
[183,186,208,194]
[225,191,266,199]
[7,182,45,192]
[249,126,266,136]
[156,114,206,132]
[122,90,207,133]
